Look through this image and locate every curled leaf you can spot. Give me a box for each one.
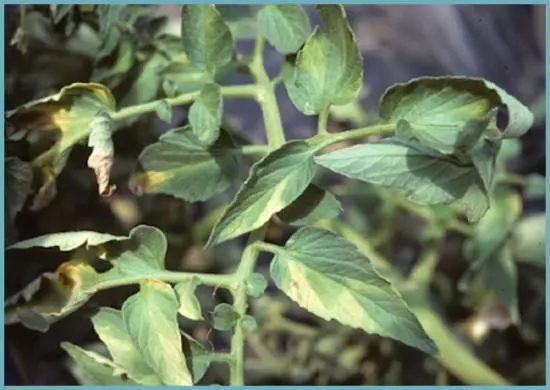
[87,112,116,196]
[6,82,116,209]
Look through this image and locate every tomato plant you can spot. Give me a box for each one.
[5,4,544,386]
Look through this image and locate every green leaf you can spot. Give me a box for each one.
[512,214,545,266]
[61,342,137,385]
[270,227,437,355]
[174,278,203,320]
[154,100,172,124]
[189,83,223,146]
[129,126,239,202]
[217,5,261,40]
[284,5,363,115]
[469,137,501,193]
[246,273,268,298]
[91,308,162,385]
[242,314,258,334]
[257,5,311,54]
[99,225,167,283]
[459,188,522,322]
[380,77,534,148]
[122,280,193,385]
[181,331,213,383]
[464,187,523,268]
[92,308,162,386]
[277,184,342,226]
[6,157,33,225]
[5,260,100,332]
[211,303,240,331]
[207,141,317,246]
[315,138,489,223]
[8,230,127,252]
[180,5,235,72]
[6,83,116,210]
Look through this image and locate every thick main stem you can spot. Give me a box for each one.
[248,36,286,148]
[229,227,266,385]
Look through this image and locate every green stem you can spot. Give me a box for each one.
[229,227,267,385]
[111,84,257,122]
[94,270,234,291]
[317,107,330,135]
[209,352,234,365]
[248,35,286,147]
[241,145,271,160]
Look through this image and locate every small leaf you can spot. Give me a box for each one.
[5,260,100,331]
[270,227,437,355]
[285,5,363,115]
[242,314,258,334]
[129,126,239,202]
[181,5,235,72]
[181,331,212,383]
[61,342,137,386]
[257,5,311,54]
[92,308,162,385]
[122,280,193,385]
[512,214,545,266]
[174,278,203,320]
[189,83,223,146]
[211,303,240,331]
[380,77,534,148]
[6,83,116,210]
[6,157,33,225]
[207,141,317,246]
[8,230,127,252]
[246,273,268,298]
[87,112,116,197]
[277,184,342,226]
[315,138,489,222]
[154,100,172,124]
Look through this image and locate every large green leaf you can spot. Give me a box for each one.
[270,227,437,355]
[6,83,116,209]
[257,5,311,54]
[181,331,212,383]
[91,308,163,385]
[315,138,489,222]
[189,83,223,147]
[207,141,317,246]
[380,77,534,150]
[285,5,363,115]
[122,280,193,385]
[129,126,239,202]
[276,184,342,226]
[180,5,235,72]
[61,342,137,386]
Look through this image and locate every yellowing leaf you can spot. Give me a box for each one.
[270,227,437,355]
[6,83,116,209]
